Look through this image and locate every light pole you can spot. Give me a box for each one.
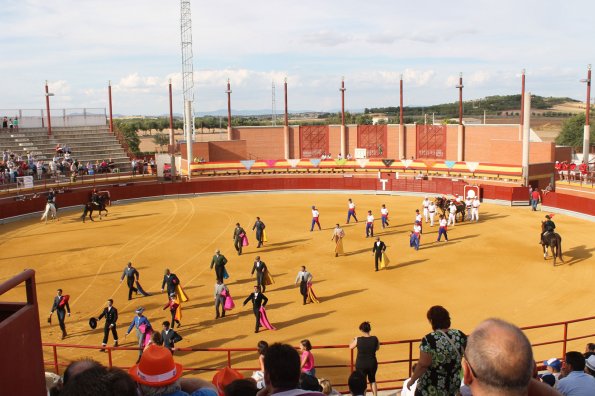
[580,64,591,163]
[340,77,346,157]
[226,79,232,140]
[108,80,114,133]
[45,81,54,136]
[455,73,464,161]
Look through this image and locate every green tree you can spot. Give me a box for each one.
[556,113,593,147]
[153,132,170,151]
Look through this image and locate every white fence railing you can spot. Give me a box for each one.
[0,108,107,128]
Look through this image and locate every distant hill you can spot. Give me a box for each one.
[365,95,580,118]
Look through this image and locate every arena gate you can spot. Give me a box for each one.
[299,125,329,158]
[416,124,446,159]
[357,124,387,158]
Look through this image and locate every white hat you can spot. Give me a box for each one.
[586,355,595,371]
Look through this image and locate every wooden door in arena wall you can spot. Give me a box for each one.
[357,124,387,158]
[300,125,329,158]
[416,124,446,159]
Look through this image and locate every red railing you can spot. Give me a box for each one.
[41,315,595,391]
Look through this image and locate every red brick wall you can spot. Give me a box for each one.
[329,125,342,156]
[208,140,247,161]
[234,127,285,159]
[405,125,416,160]
[445,125,459,160]
[387,125,399,159]
[555,146,573,162]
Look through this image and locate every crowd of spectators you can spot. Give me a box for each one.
[45,308,595,396]
[2,116,19,129]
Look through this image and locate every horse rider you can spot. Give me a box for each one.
[540,215,556,245]
[91,189,101,207]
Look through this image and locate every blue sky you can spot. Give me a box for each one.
[0,0,592,115]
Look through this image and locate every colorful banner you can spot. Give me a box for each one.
[444,160,457,169]
[335,158,347,166]
[309,158,321,168]
[465,161,479,173]
[264,159,277,167]
[356,158,369,168]
[422,160,435,169]
[401,159,412,168]
[382,159,395,167]
[288,159,300,168]
[240,160,255,170]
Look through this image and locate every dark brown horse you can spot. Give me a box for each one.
[81,195,109,222]
[435,197,466,222]
[541,222,563,266]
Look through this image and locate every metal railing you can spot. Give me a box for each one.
[0,108,106,129]
[41,315,595,392]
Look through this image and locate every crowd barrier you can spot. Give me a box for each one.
[42,315,595,392]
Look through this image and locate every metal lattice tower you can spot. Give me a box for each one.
[271,81,277,126]
[180,0,196,175]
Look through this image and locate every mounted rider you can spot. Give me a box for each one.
[540,214,556,244]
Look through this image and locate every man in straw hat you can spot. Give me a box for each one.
[128,344,217,396]
[125,307,152,363]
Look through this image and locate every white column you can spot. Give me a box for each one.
[522,93,531,185]
[457,124,464,161]
[227,126,232,141]
[583,125,591,163]
[184,100,193,179]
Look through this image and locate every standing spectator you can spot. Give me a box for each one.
[406,306,466,396]
[300,339,316,376]
[49,288,71,339]
[12,117,18,130]
[2,116,7,128]
[557,351,595,396]
[349,321,379,396]
[131,158,137,176]
[531,188,541,211]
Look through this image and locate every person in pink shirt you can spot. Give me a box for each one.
[300,339,316,376]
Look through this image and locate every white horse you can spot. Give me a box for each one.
[40,202,58,223]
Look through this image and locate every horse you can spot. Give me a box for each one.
[81,195,108,223]
[40,202,58,223]
[435,197,466,222]
[541,222,563,266]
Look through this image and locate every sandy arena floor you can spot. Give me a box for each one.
[1,192,594,387]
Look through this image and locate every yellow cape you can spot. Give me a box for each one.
[380,252,390,269]
[175,284,189,302]
[263,230,268,242]
[263,269,275,285]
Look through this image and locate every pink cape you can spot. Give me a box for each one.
[242,235,249,246]
[259,306,276,330]
[224,294,235,310]
[138,323,153,347]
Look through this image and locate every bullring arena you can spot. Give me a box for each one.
[1,168,595,393]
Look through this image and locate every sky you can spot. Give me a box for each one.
[0,0,593,116]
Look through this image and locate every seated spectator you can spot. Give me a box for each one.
[260,342,323,395]
[585,343,595,355]
[224,379,258,396]
[128,344,217,396]
[557,351,595,395]
[347,371,367,396]
[346,153,352,160]
[543,183,553,195]
[464,318,562,396]
[400,364,418,396]
[542,358,561,386]
[318,378,341,396]
[55,144,63,155]
[586,356,595,377]
[212,367,243,396]
[299,373,322,392]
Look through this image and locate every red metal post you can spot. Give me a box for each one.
[108,81,114,133]
[284,78,289,127]
[340,77,346,125]
[107,348,113,368]
[586,65,591,127]
[226,79,232,129]
[563,322,568,356]
[53,345,59,374]
[520,69,526,126]
[400,75,404,125]
[458,73,463,125]
[45,81,52,136]
[227,350,231,367]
